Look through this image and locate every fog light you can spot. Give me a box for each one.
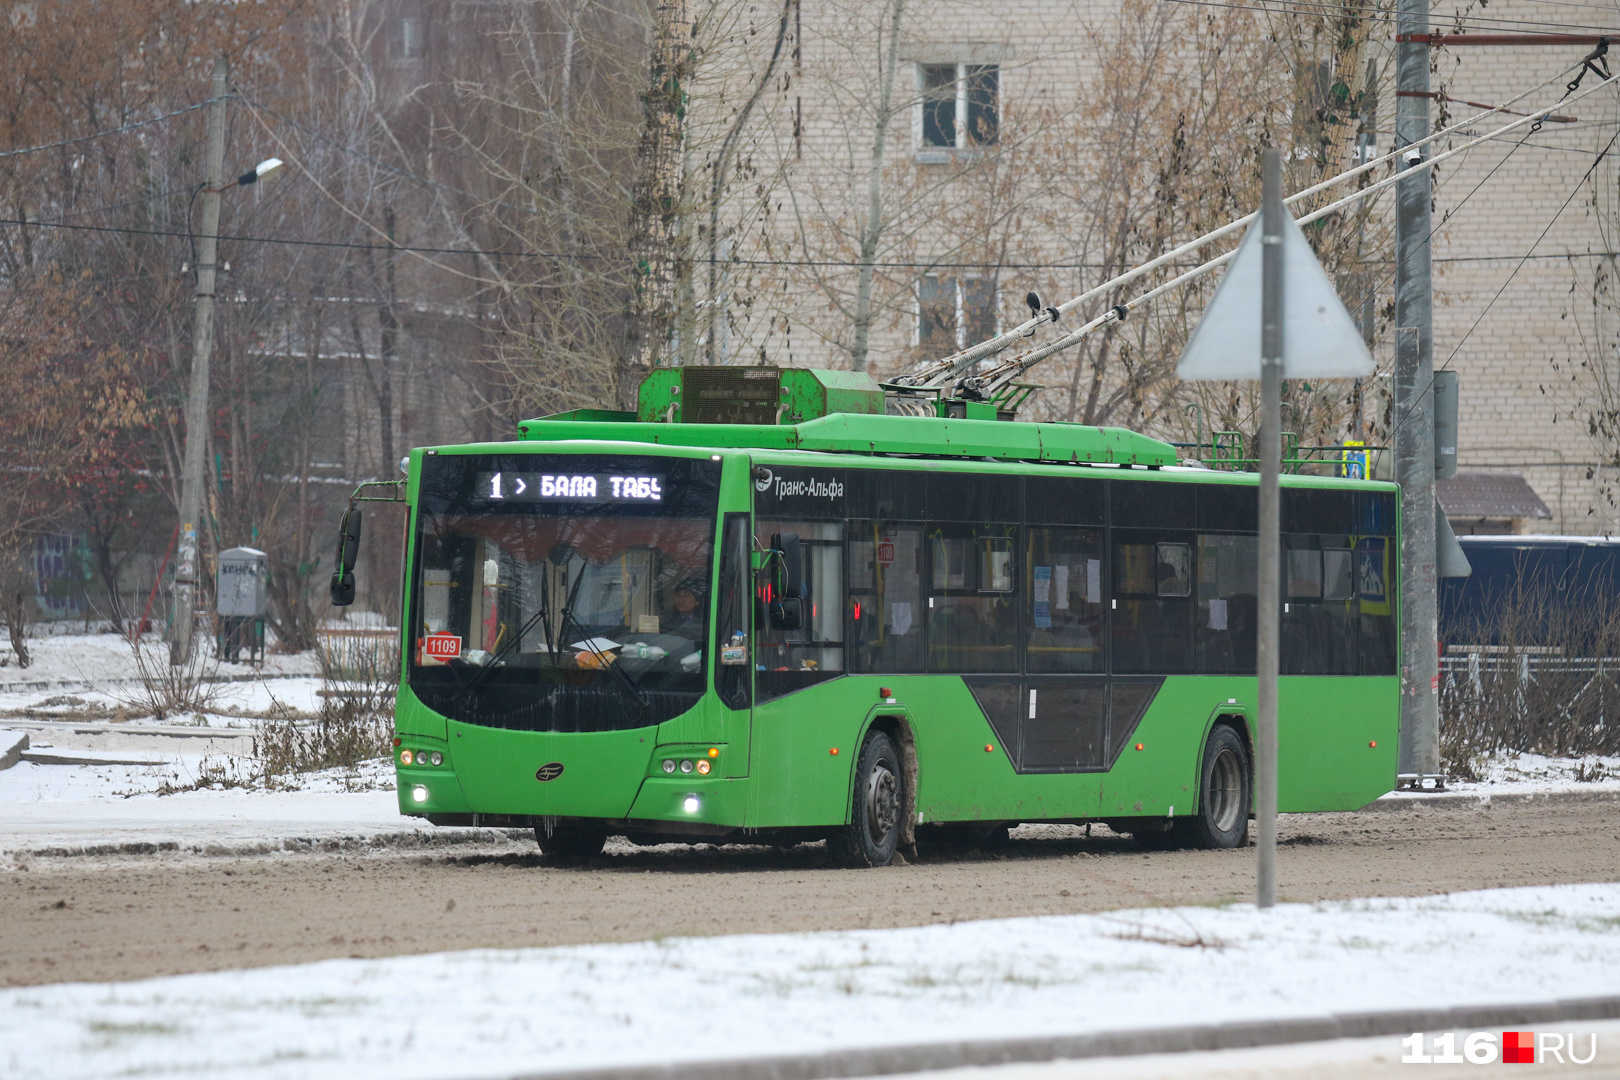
[400,749,414,765]
[696,759,711,775]
[412,785,429,803]
[662,759,676,774]
[430,752,443,766]
[680,759,694,773]
[682,795,701,814]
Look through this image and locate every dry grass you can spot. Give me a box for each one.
[253,633,397,786]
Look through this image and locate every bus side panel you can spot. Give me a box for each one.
[1278,674,1399,811]
[898,676,1027,823]
[746,679,873,828]
[1097,676,1228,821]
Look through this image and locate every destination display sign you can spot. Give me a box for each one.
[475,471,664,503]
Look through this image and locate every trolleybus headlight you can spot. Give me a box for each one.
[430,752,443,766]
[679,760,694,773]
[696,759,711,775]
[400,750,414,765]
[662,759,676,774]
[682,795,701,814]
[412,785,429,803]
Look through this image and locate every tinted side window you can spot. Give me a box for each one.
[1026,528,1104,672]
[1285,486,1353,534]
[927,523,1019,672]
[754,519,845,699]
[1282,533,1359,675]
[848,520,925,673]
[1112,480,1196,530]
[846,468,926,521]
[1112,528,1196,673]
[1026,475,1104,525]
[929,472,1019,523]
[1357,534,1398,675]
[1198,481,1257,532]
[1196,533,1257,674]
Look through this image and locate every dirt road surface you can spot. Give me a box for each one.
[3,800,1617,988]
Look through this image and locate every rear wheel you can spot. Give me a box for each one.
[1185,725,1251,849]
[827,730,903,867]
[534,825,608,858]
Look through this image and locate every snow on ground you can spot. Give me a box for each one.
[0,753,402,855]
[0,631,327,723]
[2,883,1617,1080]
[1377,750,1620,801]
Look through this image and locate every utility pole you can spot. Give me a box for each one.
[1393,0,1439,784]
[626,0,694,385]
[1256,149,1283,909]
[171,56,228,666]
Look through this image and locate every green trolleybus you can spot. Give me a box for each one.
[345,366,1399,866]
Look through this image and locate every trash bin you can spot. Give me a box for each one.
[216,546,268,664]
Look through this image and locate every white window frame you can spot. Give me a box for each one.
[915,274,999,349]
[913,62,997,163]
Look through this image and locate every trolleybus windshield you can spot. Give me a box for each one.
[407,454,721,732]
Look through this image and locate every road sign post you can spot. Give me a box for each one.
[1178,148,1374,909]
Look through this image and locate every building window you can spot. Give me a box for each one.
[918,63,999,153]
[389,16,424,61]
[918,275,997,349]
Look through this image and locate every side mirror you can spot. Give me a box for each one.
[767,532,805,631]
[329,506,363,606]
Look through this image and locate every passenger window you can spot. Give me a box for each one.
[1112,529,1195,673]
[927,523,1018,672]
[1156,542,1192,597]
[849,521,924,673]
[1027,527,1104,672]
[1196,533,1257,674]
[755,519,845,699]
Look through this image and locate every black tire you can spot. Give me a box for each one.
[1184,725,1252,849]
[827,730,903,867]
[534,825,608,858]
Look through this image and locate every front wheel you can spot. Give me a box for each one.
[827,730,903,867]
[1184,725,1252,849]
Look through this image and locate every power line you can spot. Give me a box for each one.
[1156,0,1620,37]
[0,98,221,162]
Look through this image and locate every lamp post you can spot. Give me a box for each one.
[170,53,283,666]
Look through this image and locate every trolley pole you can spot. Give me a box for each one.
[1256,149,1282,909]
[1394,0,1440,782]
[171,57,228,667]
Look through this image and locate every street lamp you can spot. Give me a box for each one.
[170,56,285,666]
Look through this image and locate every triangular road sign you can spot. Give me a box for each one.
[1177,210,1375,381]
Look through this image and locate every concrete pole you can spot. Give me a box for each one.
[1394,7,1440,780]
[1257,148,1282,909]
[171,57,228,666]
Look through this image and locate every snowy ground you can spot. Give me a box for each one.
[0,631,325,724]
[2,883,1617,1080]
[0,751,402,855]
[1377,750,1620,801]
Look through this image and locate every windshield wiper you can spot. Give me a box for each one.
[559,599,649,712]
[449,569,567,705]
